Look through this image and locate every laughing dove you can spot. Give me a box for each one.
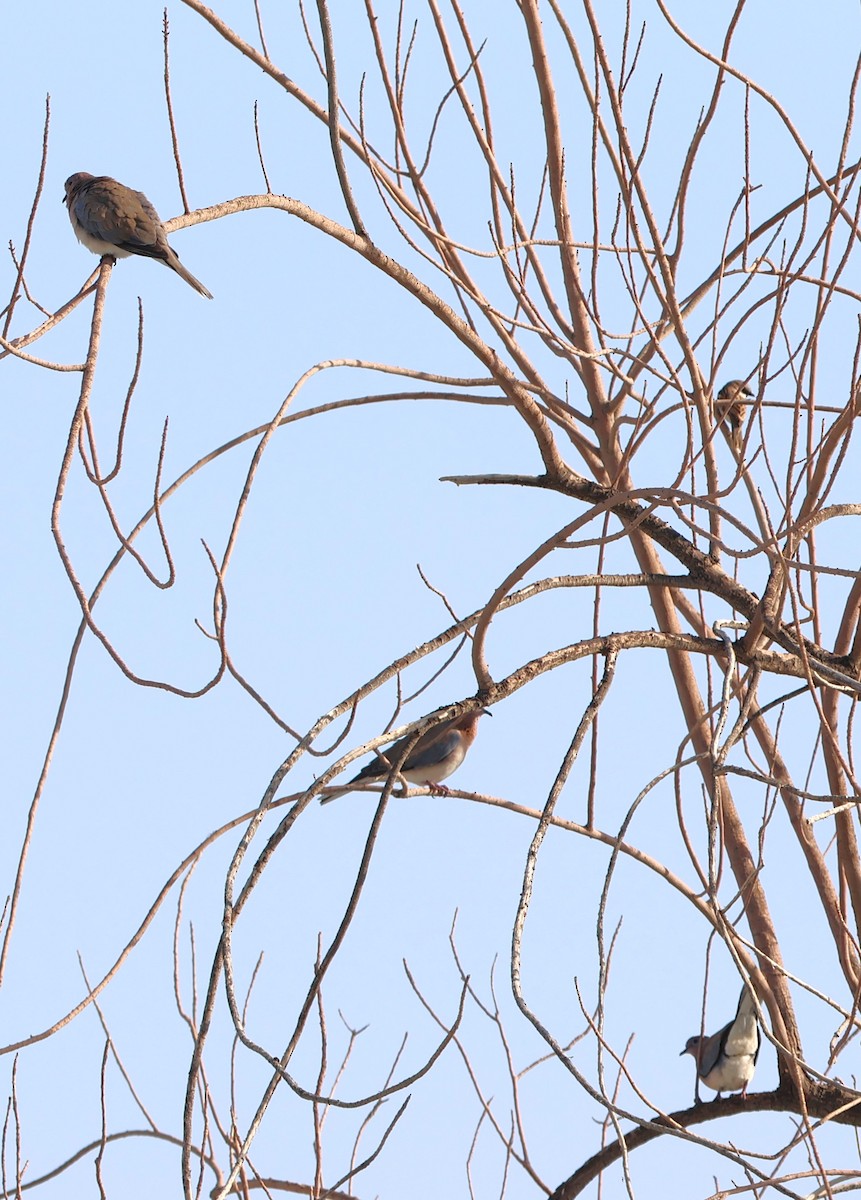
[681,985,761,1100]
[320,708,491,803]
[715,379,754,453]
[64,172,212,299]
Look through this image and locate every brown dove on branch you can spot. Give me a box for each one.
[321,709,491,803]
[681,986,761,1100]
[64,172,212,299]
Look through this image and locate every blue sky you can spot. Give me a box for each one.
[3,2,861,1198]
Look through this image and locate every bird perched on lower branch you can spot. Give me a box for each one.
[681,985,761,1100]
[64,172,213,299]
[320,708,491,803]
[715,379,754,453]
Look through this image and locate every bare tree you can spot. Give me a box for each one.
[5,2,861,1198]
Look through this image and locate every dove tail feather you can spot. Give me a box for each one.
[166,253,213,299]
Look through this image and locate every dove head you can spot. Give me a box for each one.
[680,1036,703,1060]
[63,172,94,203]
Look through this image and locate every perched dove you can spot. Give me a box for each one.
[64,172,212,299]
[681,985,761,1100]
[321,709,491,803]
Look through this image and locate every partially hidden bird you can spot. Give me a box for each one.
[715,379,754,453]
[320,708,491,803]
[64,172,213,299]
[681,985,761,1100]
